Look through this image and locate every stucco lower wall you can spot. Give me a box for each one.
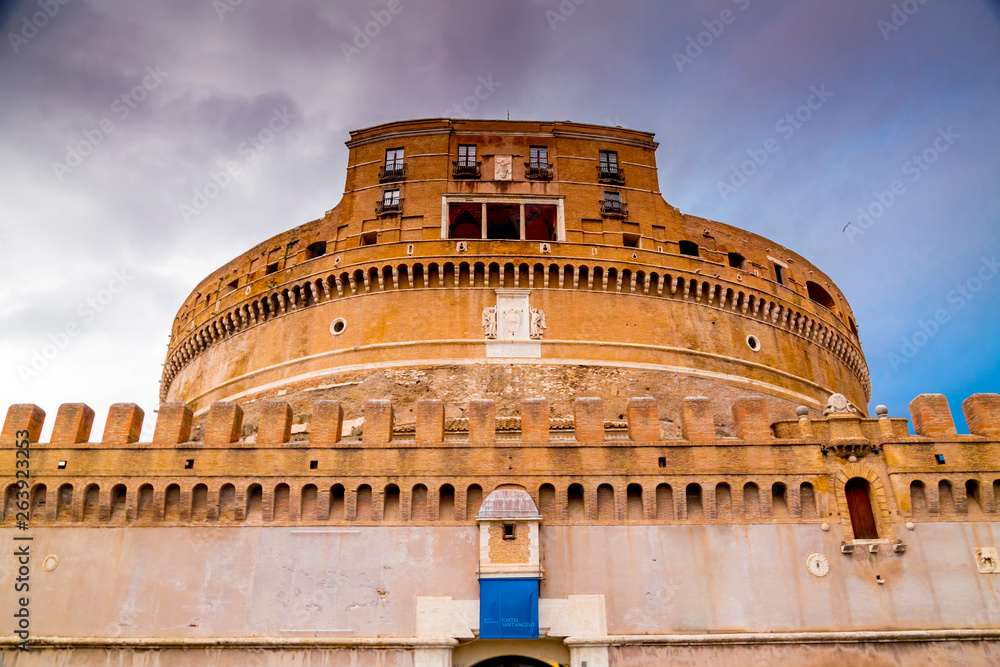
[1,647,418,667]
[607,641,1000,666]
[1,522,998,652]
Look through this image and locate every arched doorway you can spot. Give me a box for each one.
[845,477,878,539]
[471,657,552,667]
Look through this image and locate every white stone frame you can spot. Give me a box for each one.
[441,194,566,243]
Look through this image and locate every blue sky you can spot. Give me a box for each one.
[1,0,998,439]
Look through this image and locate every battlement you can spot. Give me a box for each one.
[5,393,1000,448]
[5,394,997,532]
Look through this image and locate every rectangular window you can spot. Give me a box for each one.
[385,147,403,167]
[601,190,626,217]
[383,188,400,205]
[774,263,785,285]
[598,150,624,184]
[454,145,480,178]
[458,144,476,166]
[529,146,547,167]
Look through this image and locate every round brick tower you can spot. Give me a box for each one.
[161,118,869,436]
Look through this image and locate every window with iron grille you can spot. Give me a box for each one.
[382,188,400,205]
[601,190,627,217]
[598,150,624,183]
[529,146,547,166]
[458,144,476,166]
[599,150,618,171]
[380,148,405,182]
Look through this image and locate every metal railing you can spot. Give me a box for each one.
[375,197,404,216]
[452,160,481,179]
[600,199,628,218]
[524,162,553,180]
[597,164,626,184]
[379,163,406,182]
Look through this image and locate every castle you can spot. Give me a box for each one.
[3,119,999,667]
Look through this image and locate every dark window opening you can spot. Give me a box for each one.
[449,203,482,239]
[806,281,836,311]
[679,241,699,257]
[728,252,746,269]
[226,279,239,292]
[309,460,318,470]
[184,459,194,470]
[658,457,666,468]
[502,523,516,539]
[623,233,640,248]
[487,204,520,240]
[305,241,327,260]
[845,477,878,540]
[265,262,279,275]
[773,263,785,285]
[360,232,378,246]
[524,204,556,241]
[848,317,858,337]
[57,461,67,469]
[935,454,946,464]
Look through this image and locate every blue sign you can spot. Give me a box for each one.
[479,578,539,639]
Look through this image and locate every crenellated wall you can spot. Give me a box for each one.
[4,394,998,532]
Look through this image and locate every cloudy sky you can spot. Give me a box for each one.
[1,0,998,440]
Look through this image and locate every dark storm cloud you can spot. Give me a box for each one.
[1,0,998,439]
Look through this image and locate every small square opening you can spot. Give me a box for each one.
[309,460,318,470]
[502,523,516,539]
[184,459,194,469]
[226,279,239,292]
[935,454,946,464]
[658,457,666,468]
[622,233,640,248]
[360,231,378,246]
[57,460,67,469]
[265,262,279,275]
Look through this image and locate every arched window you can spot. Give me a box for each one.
[806,281,836,311]
[383,484,400,521]
[845,477,878,539]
